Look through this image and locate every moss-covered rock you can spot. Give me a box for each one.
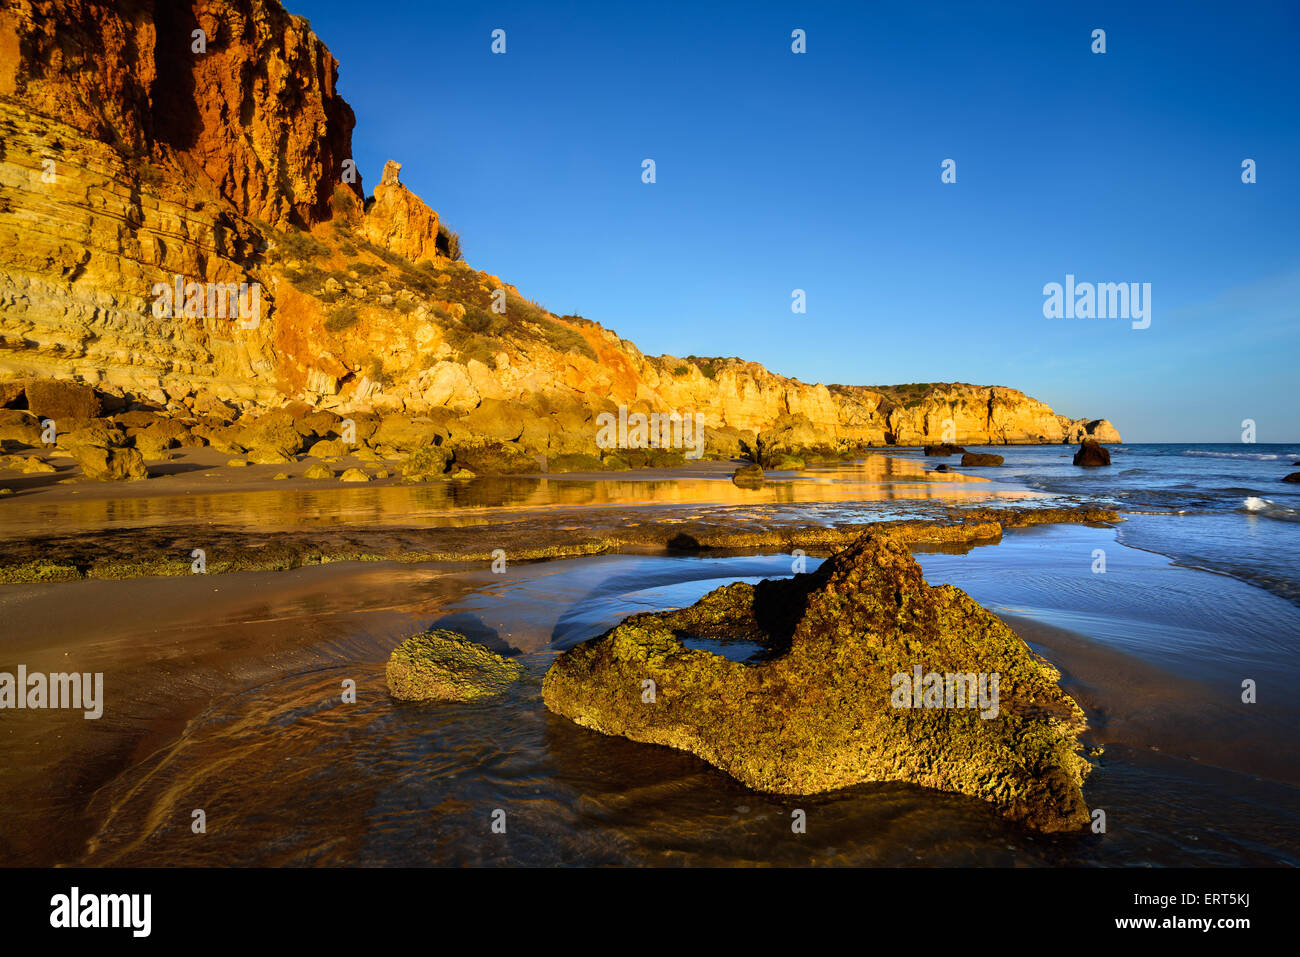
[386,629,526,702]
[731,462,764,488]
[543,532,1091,832]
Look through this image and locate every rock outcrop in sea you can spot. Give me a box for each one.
[543,531,1093,831]
[1073,439,1112,467]
[0,0,1120,458]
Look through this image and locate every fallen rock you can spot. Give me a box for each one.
[452,442,537,475]
[543,531,1091,832]
[399,445,452,481]
[386,629,525,702]
[0,410,43,447]
[339,467,369,483]
[294,410,343,439]
[236,411,304,457]
[1072,440,1111,467]
[307,438,348,459]
[462,398,526,444]
[731,462,765,488]
[18,378,101,420]
[247,448,294,465]
[371,414,449,452]
[304,464,333,479]
[960,452,1004,467]
[74,445,147,481]
[56,419,127,452]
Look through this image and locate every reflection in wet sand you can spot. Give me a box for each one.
[0,456,1035,540]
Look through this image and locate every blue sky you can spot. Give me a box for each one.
[295,0,1299,442]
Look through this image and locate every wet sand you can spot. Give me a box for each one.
[1,532,1296,866]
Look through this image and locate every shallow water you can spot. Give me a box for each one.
[0,455,1018,541]
[48,527,1298,867]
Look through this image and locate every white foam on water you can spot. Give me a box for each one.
[1184,451,1294,461]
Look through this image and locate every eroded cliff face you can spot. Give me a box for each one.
[0,0,1119,452]
[0,0,358,228]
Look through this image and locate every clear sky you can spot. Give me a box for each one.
[294,0,1299,442]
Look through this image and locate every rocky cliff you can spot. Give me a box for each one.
[0,0,1119,456]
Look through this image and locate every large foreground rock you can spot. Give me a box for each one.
[543,533,1092,831]
[387,630,525,702]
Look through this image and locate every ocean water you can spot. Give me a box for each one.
[917,443,1300,606]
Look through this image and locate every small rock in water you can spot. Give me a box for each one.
[732,462,765,488]
[961,452,1004,467]
[386,629,525,702]
[1072,440,1111,467]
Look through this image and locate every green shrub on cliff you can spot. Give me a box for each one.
[437,223,463,261]
[324,305,359,333]
[539,319,597,361]
[276,229,330,261]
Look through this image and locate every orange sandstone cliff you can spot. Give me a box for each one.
[0,0,1119,454]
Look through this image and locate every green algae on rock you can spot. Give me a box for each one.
[542,532,1092,832]
[386,629,525,702]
